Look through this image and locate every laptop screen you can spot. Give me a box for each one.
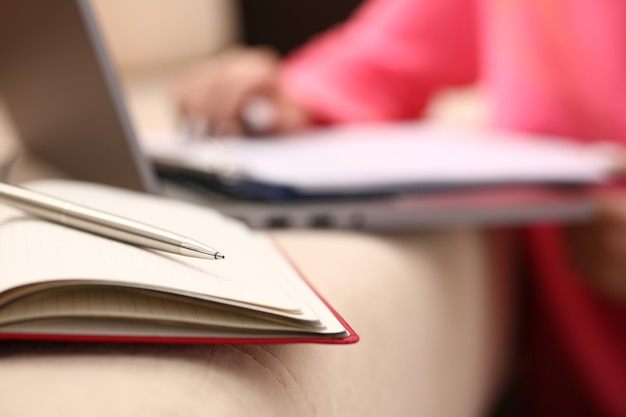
[0,0,159,193]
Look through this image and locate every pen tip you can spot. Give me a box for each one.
[181,240,225,260]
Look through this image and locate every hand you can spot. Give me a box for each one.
[565,190,626,304]
[172,46,311,136]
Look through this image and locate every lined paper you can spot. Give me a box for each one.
[0,181,323,322]
[0,286,320,332]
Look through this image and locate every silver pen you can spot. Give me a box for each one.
[0,182,224,260]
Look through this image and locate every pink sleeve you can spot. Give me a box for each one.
[280,0,480,124]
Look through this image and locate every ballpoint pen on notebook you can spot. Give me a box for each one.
[0,182,224,260]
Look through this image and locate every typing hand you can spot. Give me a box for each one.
[565,190,626,304]
[172,46,311,137]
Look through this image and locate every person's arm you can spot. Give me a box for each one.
[173,0,480,135]
[280,0,480,125]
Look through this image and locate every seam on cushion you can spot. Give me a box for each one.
[259,347,317,416]
[227,345,313,417]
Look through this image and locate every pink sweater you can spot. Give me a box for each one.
[281,0,626,415]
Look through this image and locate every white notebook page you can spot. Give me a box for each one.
[0,181,302,314]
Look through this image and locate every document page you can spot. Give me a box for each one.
[146,122,614,194]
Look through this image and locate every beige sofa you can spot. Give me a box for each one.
[0,2,516,416]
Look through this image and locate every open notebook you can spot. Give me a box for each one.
[0,180,357,344]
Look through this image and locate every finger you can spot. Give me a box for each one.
[210,58,280,135]
[172,74,215,128]
[210,78,272,134]
[241,96,278,135]
[272,94,312,134]
[171,56,237,132]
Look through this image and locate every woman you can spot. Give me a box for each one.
[174,1,626,415]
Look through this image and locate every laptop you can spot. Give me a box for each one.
[0,0,594,230]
